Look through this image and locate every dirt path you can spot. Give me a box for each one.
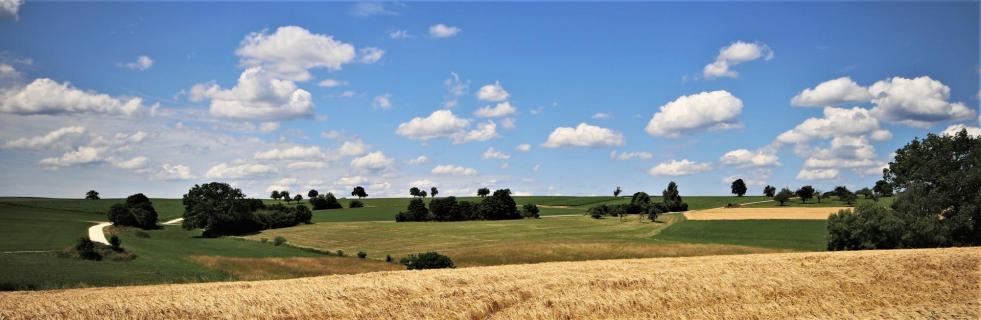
[87,222,111,245]
[162,217,184,225]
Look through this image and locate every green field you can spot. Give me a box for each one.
[0,199,389,290]
[0,195,827,290]
[655,218,829,251]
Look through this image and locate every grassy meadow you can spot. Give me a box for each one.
[2,247,976,319]
[0,195,824,290]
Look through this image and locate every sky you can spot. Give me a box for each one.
[0,1,978,198]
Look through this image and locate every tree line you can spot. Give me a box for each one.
[396,188,539,222]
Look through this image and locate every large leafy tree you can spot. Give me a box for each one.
[662,182,687,212]
[730,179,747,197]
[774,188,794,206]
[795,186,815,203]
[430,186,439,198]
[181,182,264,237]
[477,187,490,197]
[85,190,100,200]
[763,185,776,197]
[613,186,622,198]
[409,187,421,198]
[885,129,981,246]
[873,179,893,197]
[351,186,368,199]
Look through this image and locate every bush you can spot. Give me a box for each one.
[357,251,367,259]
[73,237,101,261]
[336,249,344,257]
[827,202,904,250]
[521,203,540,218]
[399,252,455,270]
[273,236,287,246]
[255,204,311,229]
[109,235,122,252]
[349,200,364,208]
[386,254,393,263]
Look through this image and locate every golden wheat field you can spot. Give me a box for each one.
[1,247,977,319]
[683,207,848,220]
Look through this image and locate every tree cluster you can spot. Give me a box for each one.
[107,193,158,229]
[587,182,689,221]
[182,182,312,237]
[395,189,524,222]
[828,129,981,249]
[309,192,343,210]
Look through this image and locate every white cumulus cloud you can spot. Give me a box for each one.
[205,162,276,179]
[610,150,653,160]
[645,90,743,137]
[350,151,394,172]
[120,55,154,71]
[358,47,385,64]
[432,164,478,176]
[474,101,516,118]
[3,126,86,150]
[719,148,779,167]
[868,76,975,128]
[236,26,356,81]
[192,67,313,120]
[1,78,149,116]
[702,41,773,79]
[791,77,873,107]
[542,123,624,148]
[476,81,509,102]
[254,146,324,160]
[429,24,461,38]
[796,168,839,180]
[481,147,510,160]
[648,159,714,176]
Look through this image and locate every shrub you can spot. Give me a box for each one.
[386,255,393,263]
[399,252,455,270]
[827,202,904,250]
[521,203,540,218]
[106,193,159,229]
[73,237,101,261]
[357,251,367,259]
[336,250,344,257]
[349,200,364,208]
[109,235,122,252]
[273,236,287,246]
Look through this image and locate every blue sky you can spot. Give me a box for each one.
[0,1,978,198]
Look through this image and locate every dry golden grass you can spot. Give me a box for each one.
[189,255,402,280]
[684,207,848,220]
[1,247,978,319]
